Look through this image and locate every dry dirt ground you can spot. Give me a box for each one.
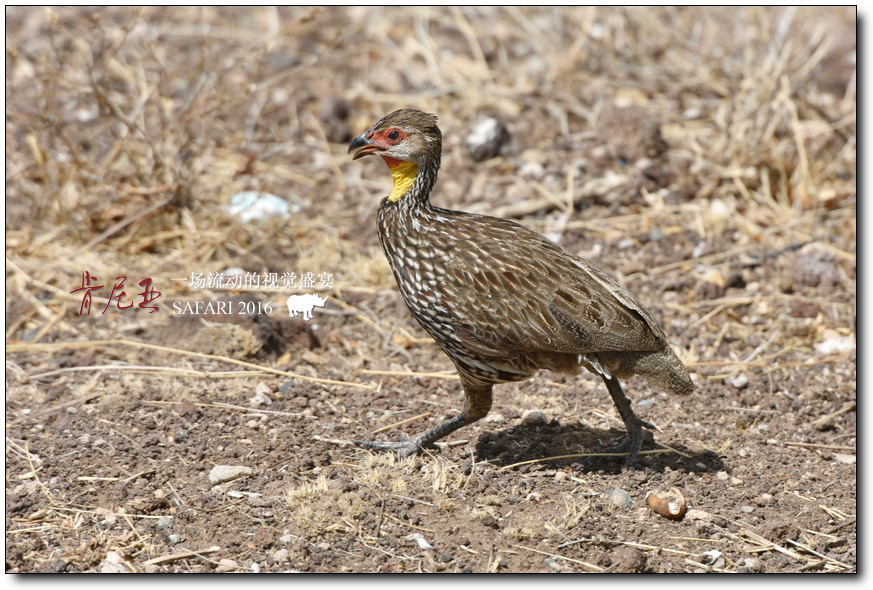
[5,7,857,573]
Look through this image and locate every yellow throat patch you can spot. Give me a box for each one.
[387,161,419,202]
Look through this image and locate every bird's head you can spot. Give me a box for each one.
[349,109,442,202]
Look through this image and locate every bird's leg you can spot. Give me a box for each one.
[588,375,657,466]
[356,382,493,458]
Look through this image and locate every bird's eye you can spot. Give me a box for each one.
[387,130,400,141]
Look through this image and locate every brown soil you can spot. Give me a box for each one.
[6,7,856,573]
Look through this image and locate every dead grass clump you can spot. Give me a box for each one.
[425,456,465,494]
[285,474,367,535]
[550,493,591,533]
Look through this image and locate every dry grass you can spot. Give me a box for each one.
[6,6,855,573]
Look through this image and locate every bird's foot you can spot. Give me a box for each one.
[354,436,430,458]
[586,417,656,467]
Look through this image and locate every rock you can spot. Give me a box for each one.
[483,413,506,424]
[814,415,835,431]
[466,116,510,162]
[99,551,130,574]
[544,557,562,572]
[209,465,253,485]
[702,549,725,568]
[814,336,856,355]
[834,453,856,464]
[155,516,173,529]
[609,488,634,509]
[685,509,714,521]
[216,558,239,573]
[730,374,749,389]
[250,383,273,406]
[611,546,647,573]
[519,161,545,179]
[521,410,547,426]
[407,533,433,551]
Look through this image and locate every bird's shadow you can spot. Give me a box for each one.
[471,420,726,474]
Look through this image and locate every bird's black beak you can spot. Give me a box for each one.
[348,132,384,160]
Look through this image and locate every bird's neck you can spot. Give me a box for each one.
[382,156,439,208]
[387,161,420,202]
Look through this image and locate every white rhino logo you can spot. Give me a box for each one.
[286,293,327,321]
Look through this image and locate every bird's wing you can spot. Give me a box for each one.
[439,216,666,357]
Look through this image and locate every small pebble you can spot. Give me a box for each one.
[685,509,714,521]
[216,558,239,573]
[519,161,545,179]
[408,533,433,550]
[814,336,855,355]
[730,374,749,389]
[544,557,562,572]
[834,453,856,464]
[609,488,634,509]
[155,516,173,529]
[208,465,253,485]
[741,506,755,513]
[272,549,289,563]
[814,416,835,431]
[99,551,130,574]
[249,391,272,407]
[167,534,182,544]
[101,551,128,573]
[701,549,722,565]
[716,471,729,481]
[483,413,506,424]
[466,116,510,162]
[521,410,547,426]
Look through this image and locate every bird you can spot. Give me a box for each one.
[348,109,693,466]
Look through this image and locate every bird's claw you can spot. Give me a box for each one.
[586,417,656,466]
